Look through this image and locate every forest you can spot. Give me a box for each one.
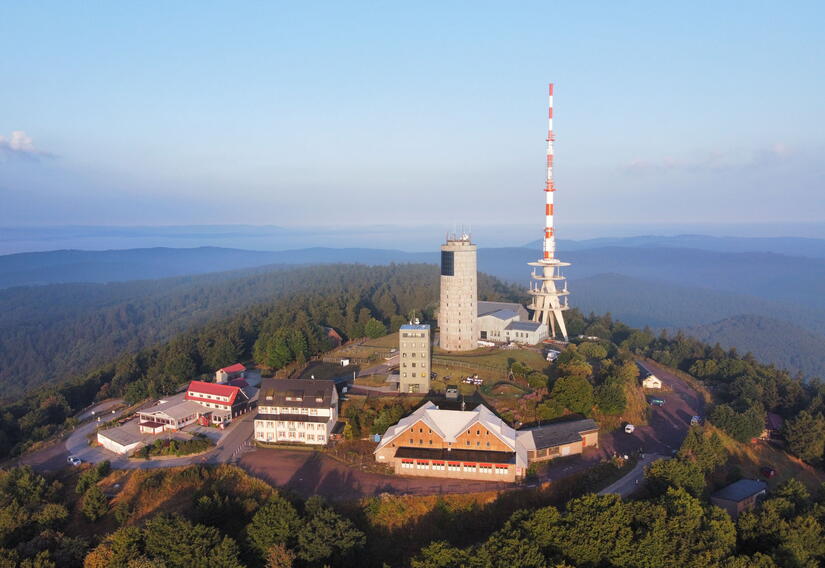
[2,429,824,567]
[1,264,825,566]
[0,264,522,458]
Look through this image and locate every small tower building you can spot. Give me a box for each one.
[399,323,431,394]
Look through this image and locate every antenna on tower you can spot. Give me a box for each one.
[528,82,571,341]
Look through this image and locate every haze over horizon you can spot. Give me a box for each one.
[2,1,823,235]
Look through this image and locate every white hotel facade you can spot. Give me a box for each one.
[254,378,338,445]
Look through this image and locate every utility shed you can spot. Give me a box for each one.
[711,479,767,519]
[523,418,599,461]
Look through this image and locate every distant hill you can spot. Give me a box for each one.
[0,263,517,399]
[0,246,434,288]
[681,315,825,379]
[570,273,825,337]
[529,234,825,259]
[3,241,825,382]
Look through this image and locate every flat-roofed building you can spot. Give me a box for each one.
[254,378,338,445]
[711,479,767,519]
[97,423,146,455]
[399,323,431,394]
[518,418,599,462]
[375,402,527,482]
[137,398,205,432]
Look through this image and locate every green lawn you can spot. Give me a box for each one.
[363,332,399,349]
[435,347,548,370]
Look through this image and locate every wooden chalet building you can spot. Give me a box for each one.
[375,404,600,482]
[374,402,527,482]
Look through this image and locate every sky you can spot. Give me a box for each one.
[1,1,824,240]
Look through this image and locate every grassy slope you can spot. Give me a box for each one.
[708,425,825,491]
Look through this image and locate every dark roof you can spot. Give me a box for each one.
[483,309,517,321]
[506,321,543,332]
[526,418,599,450]
[712,479,767,502]
[478,301,525,317]
[254,413,331,423]
[395,447,515,464]
[259,378,336,409]
[766,412,784,431]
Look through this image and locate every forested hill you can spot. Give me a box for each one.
[680,314,825,379]
[0,263,524,457]
[0,263,521,401]
[0,246,434,288]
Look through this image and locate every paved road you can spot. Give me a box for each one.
[596,359,706,459]
[598,453,663,497]
[20,400,256,472]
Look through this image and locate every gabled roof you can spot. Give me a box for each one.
[478,301,526,317]
[479,309,517,321]
[186,380,240,405]
[375,402,517,453]
[218,363,246,374]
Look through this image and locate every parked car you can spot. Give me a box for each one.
[761,466,777,479]
[624,424,636,434]
[649,398,665,407]
[690,415,703,425]
[67,456,82,467]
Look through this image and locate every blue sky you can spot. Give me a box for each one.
[1,1,823,235]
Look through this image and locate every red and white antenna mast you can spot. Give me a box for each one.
[528,82,570,340]
[543,83,557,261]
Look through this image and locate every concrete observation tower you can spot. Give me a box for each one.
[528,83,570,340]
[438,232,478,351]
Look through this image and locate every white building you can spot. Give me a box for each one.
[642,375,662,389]
[476,301,548,345]
[97,423,146,455]
[215,363,246,383]
[399,323,431,394]
[254,378,338,445]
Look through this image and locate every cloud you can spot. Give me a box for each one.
[0,131,56,162]
[623,144,794,175]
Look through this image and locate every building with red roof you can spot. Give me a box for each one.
[215,363,246,383]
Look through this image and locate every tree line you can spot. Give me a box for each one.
[0,264,523,459]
